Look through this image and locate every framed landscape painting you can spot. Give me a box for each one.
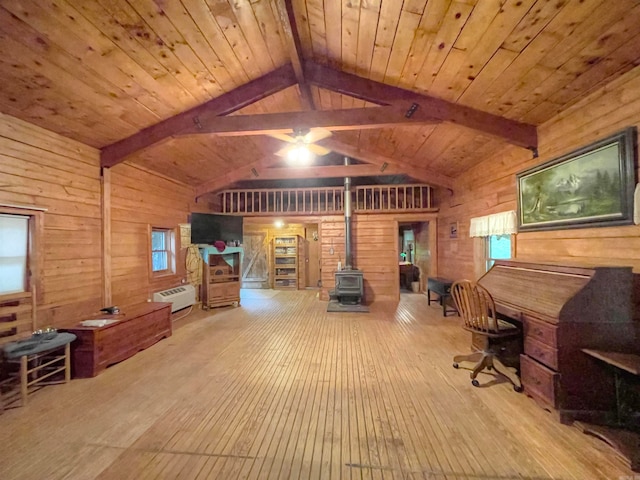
[517,128,636,232]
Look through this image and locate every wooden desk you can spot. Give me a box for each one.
[582,350,640,376]
[63,302,171,378]
[576,349,640,471]
[427,277,457,316]
[478,260,637,425]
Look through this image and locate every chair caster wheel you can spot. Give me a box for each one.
[471,379,480,387]
[513,385,523,393]
[453,363,459,369]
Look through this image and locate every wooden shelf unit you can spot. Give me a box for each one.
[273,236,300,290]
[201,247,242,308]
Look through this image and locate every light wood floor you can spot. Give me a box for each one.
[0,290,634,480]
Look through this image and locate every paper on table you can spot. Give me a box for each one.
[80,319,120,327]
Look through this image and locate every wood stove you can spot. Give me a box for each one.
[334,269,364,305]
[331,156,366,306]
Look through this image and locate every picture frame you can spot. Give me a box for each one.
[517,127,636,232]
[449,222,458,238]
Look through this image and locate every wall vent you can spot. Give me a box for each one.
[152,284,196,313]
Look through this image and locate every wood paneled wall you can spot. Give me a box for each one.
[0,113,198,330]
[320,213,437,302]
[242,220,306,289]
[438,65,640,281]
[0,113,102,328]
[109,164,196,306]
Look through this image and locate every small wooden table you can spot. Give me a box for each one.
[576,349,640,471]
[427,277,457,316]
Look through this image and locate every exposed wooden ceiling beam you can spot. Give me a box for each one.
[240,163,404,181]
[180,105,439,136]
[101,64,298,167]
[195,155,284,197]
[322,140,455,190]
[274,0,315,110]
[305,61,538,151]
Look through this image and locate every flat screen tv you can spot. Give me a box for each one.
[190,213,243,245]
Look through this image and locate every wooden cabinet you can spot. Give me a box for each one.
[201,247,242,308]
[273,235,300,289]
[63,302,172,378]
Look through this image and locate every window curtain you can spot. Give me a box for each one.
[469,211,517,237]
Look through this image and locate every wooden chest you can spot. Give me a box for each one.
[63,302,172,378]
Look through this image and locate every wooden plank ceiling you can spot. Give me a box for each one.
[1,0,639,194]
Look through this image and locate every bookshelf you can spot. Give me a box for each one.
[273,235,299,290]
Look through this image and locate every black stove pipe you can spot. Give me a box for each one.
[344,156,353,270]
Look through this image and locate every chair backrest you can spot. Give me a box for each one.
[450,280,499,333]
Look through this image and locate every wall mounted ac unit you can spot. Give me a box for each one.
[152,284,196,313]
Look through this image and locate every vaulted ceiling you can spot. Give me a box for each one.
[2,0,639,195]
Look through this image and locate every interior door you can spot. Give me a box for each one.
[241,232,269,288]
[306,226,320,287]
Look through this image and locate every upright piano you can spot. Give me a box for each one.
[478,260,638,424]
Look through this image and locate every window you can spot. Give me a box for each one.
[469,211,517,276]
[486,234,512,271]
[0,214,29,294]
[151,227,176,276]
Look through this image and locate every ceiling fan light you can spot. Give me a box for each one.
[287,145,313,165]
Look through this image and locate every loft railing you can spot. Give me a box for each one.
[217,184,433,215]
[355,185,432,212]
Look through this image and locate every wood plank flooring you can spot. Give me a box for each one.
[0,290,634,479]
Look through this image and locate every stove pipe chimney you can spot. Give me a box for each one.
[344,156,353,270]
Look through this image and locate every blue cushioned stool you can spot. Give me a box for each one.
[1,332,76,408]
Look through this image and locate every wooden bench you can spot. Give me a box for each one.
[1,332,76,409]
[427,277,457,316]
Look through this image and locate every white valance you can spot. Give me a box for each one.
[469,211,517,238]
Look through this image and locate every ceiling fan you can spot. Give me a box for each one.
[269,127,332,165]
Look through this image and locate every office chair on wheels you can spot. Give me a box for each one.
[450,280,523,392]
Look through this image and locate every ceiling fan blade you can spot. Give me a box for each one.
[309,144,331,156]
[304,128,333,144]
[268,133,296,144]
[275,145,293,157]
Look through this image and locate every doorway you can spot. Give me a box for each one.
[398,222,429,293]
